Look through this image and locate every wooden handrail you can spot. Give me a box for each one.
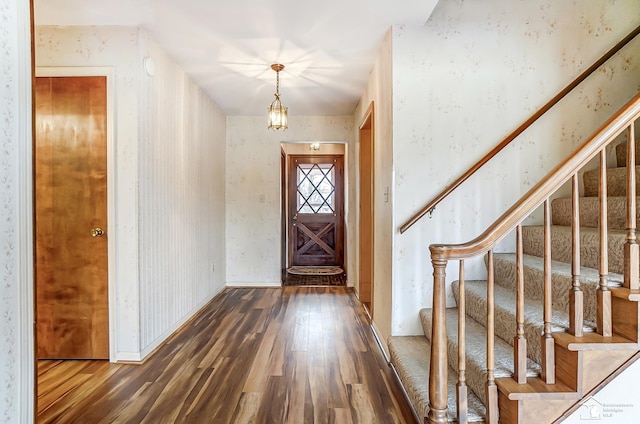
[430,93,640,261]
[400,24,640,234]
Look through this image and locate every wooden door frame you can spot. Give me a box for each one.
[35,67,116,361]
[280,150,287,277]
[359,102,375,316]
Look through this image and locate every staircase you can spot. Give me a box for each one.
[389,95,640,423]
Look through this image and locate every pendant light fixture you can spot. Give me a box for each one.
[268,64,288,130]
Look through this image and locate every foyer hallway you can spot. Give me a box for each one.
[37,287,414,423]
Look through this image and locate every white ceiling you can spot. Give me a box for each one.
[34,0,439,116]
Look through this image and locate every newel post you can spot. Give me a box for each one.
[428,253,449,424]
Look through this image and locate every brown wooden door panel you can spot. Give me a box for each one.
[35,76,109,359]
[289,155,344,267]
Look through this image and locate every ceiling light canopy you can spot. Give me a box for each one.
[268,64,288,131]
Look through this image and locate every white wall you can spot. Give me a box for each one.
[0,1,34,422]
[225,116,354,286]
[390,0,640,335]
[35,26,227,361]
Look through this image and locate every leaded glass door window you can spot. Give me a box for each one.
[296,163,335,214]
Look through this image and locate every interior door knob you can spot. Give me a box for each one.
[90,227,104,237]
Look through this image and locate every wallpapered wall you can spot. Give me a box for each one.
[225,116,355,286]
[390,0,640,335]
[136,32,227,355]
[352,28,395,347]
[35,26,227,360]
[1,0,32,422]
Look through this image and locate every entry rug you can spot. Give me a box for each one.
[287,266,344,276]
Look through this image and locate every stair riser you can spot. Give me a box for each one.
[612,296,640,341]
[522,226,626,275]
[551,196,640,230]
[583,165,640,197]
[493,255,600,325]
[614,138,640,167]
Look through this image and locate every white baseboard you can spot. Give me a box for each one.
[226,281,282,288]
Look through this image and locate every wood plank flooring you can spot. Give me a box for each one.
[37,287,415,423]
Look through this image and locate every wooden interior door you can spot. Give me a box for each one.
[35,76,109,359]
[289,155,344,267]
[359,103,374,314]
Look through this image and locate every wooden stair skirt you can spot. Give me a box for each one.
[388,134,640,421]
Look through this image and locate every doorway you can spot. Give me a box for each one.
[34,75,109,359]
[287,154,345,268]
[359,102,374,315]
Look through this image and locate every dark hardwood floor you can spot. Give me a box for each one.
[37,287,415,423]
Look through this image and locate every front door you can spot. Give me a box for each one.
[35,76,109,359]
[289,155,344,267]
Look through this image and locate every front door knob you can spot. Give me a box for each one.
[90,227,104,237]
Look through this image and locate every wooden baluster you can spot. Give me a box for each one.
[625,124,639,290]
[457,260,468,424]
[486,250,499,423]
[428,255,449,424]
[569,173,584,336]
[541,199,555,383]
[513,225,527,384]
[597,149,612,337]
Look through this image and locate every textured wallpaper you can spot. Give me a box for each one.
[390,0,640,335]
[1,0,32,422]
[225,116,354,286]
[0,1,20,421]
[137,32,227,353]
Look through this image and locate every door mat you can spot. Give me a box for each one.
[287,266,344,276]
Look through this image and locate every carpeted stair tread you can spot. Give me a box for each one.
[420,308,541,405]
[453,280,594,364]
[522,225,627,275]
[493,253,622,325]
[551,196,640,230]
[583,165,640,197]
[388,335,486,422]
